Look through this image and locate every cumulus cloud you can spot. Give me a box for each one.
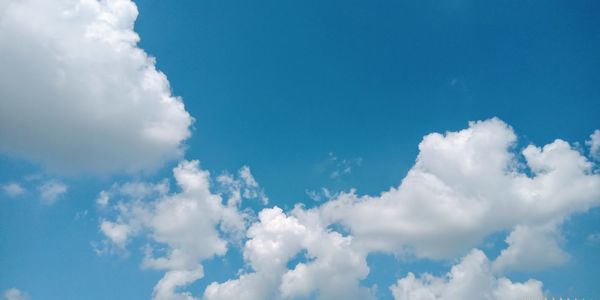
[317,119,600,262]
[2,288,29,300]
[492,224,569,273]
[390,249,543,300]
[38,180,68,204]
[587,129,600,160]
[204,118,600,299]
[1,183,25,197]
[0,0,193,174]
[204,207,372,300]
[96,190,110,207]
[98,160,260,299]
[98,118,599,299]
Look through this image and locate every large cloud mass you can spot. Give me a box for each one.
[202,119,600,299]
[317,119,600,263]
[0,0,192,174]
[100,119,600,299]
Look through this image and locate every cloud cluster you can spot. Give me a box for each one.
[317,119,600,266]
[202,119,600,299]
[98,119,600,299]
[98,161,265,299]
[390,250,543,300]
[204,207,372,300]
[98,118,600,299]
[0,0,193,174]
[1,178,68,204]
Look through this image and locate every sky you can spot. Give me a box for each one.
[0,0,599,299]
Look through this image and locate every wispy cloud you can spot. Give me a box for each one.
[38,180,67,205]
[1,182,25,197]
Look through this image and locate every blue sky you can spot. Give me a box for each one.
[1,0,599,299]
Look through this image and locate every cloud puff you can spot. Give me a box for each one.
[2,288,29,300]
[204,207,372,300]
[0,0,193,174]
[98,161,265,299]
[587,129,600,160]
[38,180,68,204]
[492,223,569,273]
[390,249,543,300]
[317,119,600,262]
[1,183,25,197]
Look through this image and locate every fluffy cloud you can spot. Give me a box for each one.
[204,118,599,299]
[1,183,25,197]
[492,223,569,273]
[390,249,543,300]
[317,119,600,263]
[587,129,600,160]
[98,161,265,299]
[0,0,193,174]
[204,207,372,300]
[2,288,29,300]
[96,190,110,207]
[38,180,68,204]
[97,119,599,299]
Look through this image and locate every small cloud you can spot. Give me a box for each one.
[587,232,600,245]
[217,166,268,206]
[586,129,600,160]
[38,180,68,204]
[100,220,131,248]
[306,189,321,202]
[2,183,25,197]
[325,153,362,180]
[305,187,337,202]
[3,288,29,300]
[96,190,110,207]
[74,209,89,221]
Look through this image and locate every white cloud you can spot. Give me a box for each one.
[100,219,131,248]
[96,190,110,207]
[98,160,247,300]
[205,207,308,300]
[2,288,29,300]
[492,224,569,273]
[390,249,543,300]
[217,166,268,207]
[587,129,600,160]
[204,206,372,300]
[316,119,600,263]
[1,182,25,197]
[205,118,600,299]
[98,119,599,299]
[0,0,193,174]
[38,180,67,204]
[153,269,203,300]
[280,207,372,300]
[305,187,337,202]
